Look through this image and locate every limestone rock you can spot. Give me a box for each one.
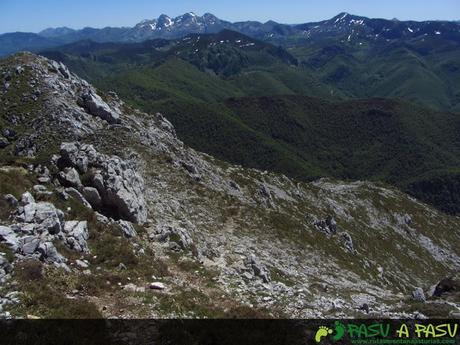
[49,60,70,79]
[19,236,40,256]
[37,241,65,263]
[340,232,355,253]
[124,283,145,293]
[58,142,147,224]
[16,200,63,235]
[62,221,89,252]
[75,259,89,268]
[412,287,426,302]
[20,192,35,206]
[149,282,166,290]
[78,90,121,124]
[314,216,338,236]
[117,220,137,238]
[0,226,19,251]
[58,167,82,188]
[247,254,271,283]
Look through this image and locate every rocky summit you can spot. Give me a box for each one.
[0,52,459,319]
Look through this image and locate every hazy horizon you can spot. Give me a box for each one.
[0,0,459,34]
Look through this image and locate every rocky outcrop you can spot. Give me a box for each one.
[117,220,137,238]
[58,167,82,188]
[62,221,89,252]
[0,226,19,251]
[57,142,147,224]
[0,191,90,264]
[314,216,338,236]
[78,90,121,124]
[246,254,271,283]
[412,287,426,302]
[154,225,193,250]
[16,194,64,235]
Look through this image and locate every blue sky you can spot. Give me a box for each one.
[0,0,459,33]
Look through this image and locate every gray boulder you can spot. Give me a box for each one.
[412,287,426,303]
[78,90,120,124]
[101,158,147,224]
[20,236,40,256]
[17,201,63,235]
[59,142,87,173]
[0,226,19,251]
[314,216,338,236]
[49,60,70,79]
[20,192,35,206]
[33,185,52,197]
[91,173,104,192]
[62,221,89,252]
[36,241,65,263]
[58,167,82,188]
[117,220,137,238]
[247,254,271,283]
[340,232,355,253]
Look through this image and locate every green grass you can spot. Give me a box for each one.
[9,260,102,318]
[0,168,35,199]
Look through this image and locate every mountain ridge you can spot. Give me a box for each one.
[1,12,459,56]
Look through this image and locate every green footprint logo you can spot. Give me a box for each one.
[332,321,345,342]
[314,326,333,343]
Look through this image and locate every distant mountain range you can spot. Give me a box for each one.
[1,12,459,56]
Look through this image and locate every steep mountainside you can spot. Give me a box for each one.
[0,53,459,319]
